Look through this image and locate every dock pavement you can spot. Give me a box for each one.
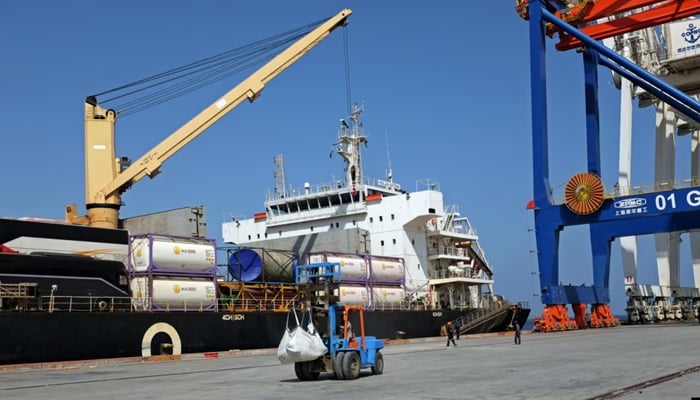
[1,323,699,400]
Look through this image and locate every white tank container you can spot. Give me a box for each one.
[308,253,368,281]
[130,235,215,272]
[336,285,369,306]
[130,277,216,310]
[369,256,405,283]
[372,287,405,308]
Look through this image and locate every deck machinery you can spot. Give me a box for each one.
[517,0,700,331]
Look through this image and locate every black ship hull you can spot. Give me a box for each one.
[0,307,530,365]
[0,217,530,366]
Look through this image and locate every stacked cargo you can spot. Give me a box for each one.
[367,255,406,310]
[306,252,406,311]
[226,248,297,283]
[128,234,218,311]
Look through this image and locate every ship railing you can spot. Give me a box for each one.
[452,301,510,333]
[372,301,410,311]
[400,299,431,311]
[427,244,493,274]
[427,246,469,258]
[266,179,348,202]
[36,295,300,313]
[37,295,132,313]
[265,175,407,203]
[415,178,440,192]
[220,297,298,312]
[429,269,491,280]
[547,177,700,204]
[266,202,368,224]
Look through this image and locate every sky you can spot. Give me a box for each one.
[1,1,695,316]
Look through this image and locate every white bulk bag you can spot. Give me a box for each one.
[277,308,326,364]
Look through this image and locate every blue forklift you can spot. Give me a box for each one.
[294,262,385,380]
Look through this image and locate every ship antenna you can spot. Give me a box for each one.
[385,128,393,184]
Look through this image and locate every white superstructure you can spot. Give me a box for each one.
[222,105,496,310]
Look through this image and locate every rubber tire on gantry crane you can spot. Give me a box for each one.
[334,352,346,380]
[371,352,384,375]
[342,351,361,380]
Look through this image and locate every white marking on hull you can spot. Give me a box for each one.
[141,322,182,357]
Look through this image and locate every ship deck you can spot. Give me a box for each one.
[2,323,699,399]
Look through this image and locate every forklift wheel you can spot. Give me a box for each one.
[334,352,346,380]
[305,361,320,380]
[371,352,384,375]
[294,362,309,380]
[342,351,361,380]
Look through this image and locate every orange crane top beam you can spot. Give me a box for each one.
[516,0,700,51]
[556,0,700,50]
[551,0,667,26]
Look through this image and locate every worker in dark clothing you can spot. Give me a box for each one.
[455,320,461,340]
[339,311,354,340]
[514,321,521,345]
[446,322,457,347]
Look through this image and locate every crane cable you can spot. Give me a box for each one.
[343,25,352,115]
[92,17,328,118]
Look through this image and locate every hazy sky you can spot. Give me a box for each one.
[1,1,693,315]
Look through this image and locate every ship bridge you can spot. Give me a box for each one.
[260,178,405,227]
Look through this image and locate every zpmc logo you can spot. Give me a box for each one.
[613,198,646,209]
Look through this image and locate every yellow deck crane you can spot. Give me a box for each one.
[66,9,352,228]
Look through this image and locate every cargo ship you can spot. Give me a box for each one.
[0,106,528,366]
[0,10,526,365]
[220,105,530,332]
[0,214,526,366]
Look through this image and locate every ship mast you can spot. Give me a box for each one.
[336,104,366,196]
[273,154,286,199]
[385,128,393,185]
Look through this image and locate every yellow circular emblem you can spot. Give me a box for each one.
[173,284,181,293]
[136,249,142,257]
[173,246,181,255]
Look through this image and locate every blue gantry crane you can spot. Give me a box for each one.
[517,0,700,331]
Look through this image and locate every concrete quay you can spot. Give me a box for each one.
[1,324,699,399]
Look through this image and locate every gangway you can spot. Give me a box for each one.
[452,302,510,334]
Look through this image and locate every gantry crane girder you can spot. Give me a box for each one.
[523,0,700,311]
[517,0,700,50]
[534,188,700,304]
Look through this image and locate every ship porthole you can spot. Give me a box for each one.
[141,322,182,357]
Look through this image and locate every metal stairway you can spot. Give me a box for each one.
[452,302,510,334]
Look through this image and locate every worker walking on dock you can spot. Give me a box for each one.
[514,322,521,345]
[446,322,457,347]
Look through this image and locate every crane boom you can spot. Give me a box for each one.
[67,9,352,228]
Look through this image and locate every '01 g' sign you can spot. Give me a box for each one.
[654,190,700,211]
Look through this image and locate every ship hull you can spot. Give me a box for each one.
[0,307,529,365]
